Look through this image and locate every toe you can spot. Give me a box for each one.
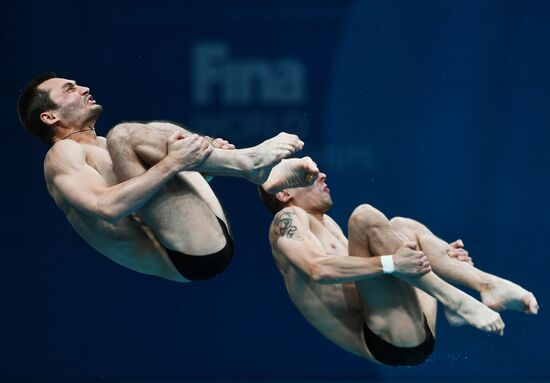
[526,295,539,314]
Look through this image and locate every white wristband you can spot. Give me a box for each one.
[381,255,395,274]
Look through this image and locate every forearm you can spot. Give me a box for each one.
[312,255,385,284]
[98,158,179,222]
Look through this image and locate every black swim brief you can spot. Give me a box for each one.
[165,217,234,281]
[363,315,435,366]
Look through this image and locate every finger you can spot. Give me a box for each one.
[168,131,185,144]
[201,144,214,158]
[448,248,464,254]
[500,321,505,336]
[405,241,417,250]
[184,133,199,143]
[448,249,467,259]
[460,255,473,262]
[201,140,211,151]
[450,252,469,260]
[449,240,461,249]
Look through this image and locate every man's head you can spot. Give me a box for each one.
[259,172,333,215]
[18,73,102,146]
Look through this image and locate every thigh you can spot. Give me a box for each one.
[415,288,438,336]
[348,205,426,347]
[139,172,228,255]
[390,217,438,335]
[107,125,229,255]
[175,172,228,226]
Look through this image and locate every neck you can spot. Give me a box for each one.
[54,124,97,144]
[306,210,325,223]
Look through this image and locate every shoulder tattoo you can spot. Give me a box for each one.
[274,211,302,240]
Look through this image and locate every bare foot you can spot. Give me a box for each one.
[481,277,539,314]
[243,132,304,184]
[444,293,505,335]
[261,157,319,194]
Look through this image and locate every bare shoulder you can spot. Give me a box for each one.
[96,136,108,147]
[46,139,84,159]
[270,206,311,241]
[272,206,309,229]
[44,140,86,179]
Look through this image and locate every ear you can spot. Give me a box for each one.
[40,111,59,126]
[276,190,292,203]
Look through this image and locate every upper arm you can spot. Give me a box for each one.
[45,141,110,218]
[271,208,327,278]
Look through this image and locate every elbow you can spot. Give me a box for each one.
[309,264,334,284]
[96,203,125,224]
[98,209,119,224]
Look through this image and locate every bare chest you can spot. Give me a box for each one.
[309,218,348,256]
[82,143,119,186]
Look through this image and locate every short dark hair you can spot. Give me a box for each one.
[257,186,286,215]
[17,72,59,146]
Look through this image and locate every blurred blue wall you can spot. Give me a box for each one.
[2,0,548,381]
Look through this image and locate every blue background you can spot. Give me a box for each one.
[2,0,548,381]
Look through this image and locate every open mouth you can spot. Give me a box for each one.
[86,95,96,104]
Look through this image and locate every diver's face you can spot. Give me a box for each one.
[287,172,333,213]
[38,77,102,127]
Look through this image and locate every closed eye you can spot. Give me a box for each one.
[62,82,76,93]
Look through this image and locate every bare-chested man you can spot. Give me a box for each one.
[259,171,539,366]
[17,72,319,282]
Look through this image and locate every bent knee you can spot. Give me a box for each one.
[389,216,415,229]
[106,122,143,145]
[349,204,389,230]
[390,216,430,236]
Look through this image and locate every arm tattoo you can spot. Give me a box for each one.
[274,211,302,240]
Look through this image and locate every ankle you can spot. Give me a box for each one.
[442,291,464,312]
[479,275,497,295]
[239,147,261,170]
